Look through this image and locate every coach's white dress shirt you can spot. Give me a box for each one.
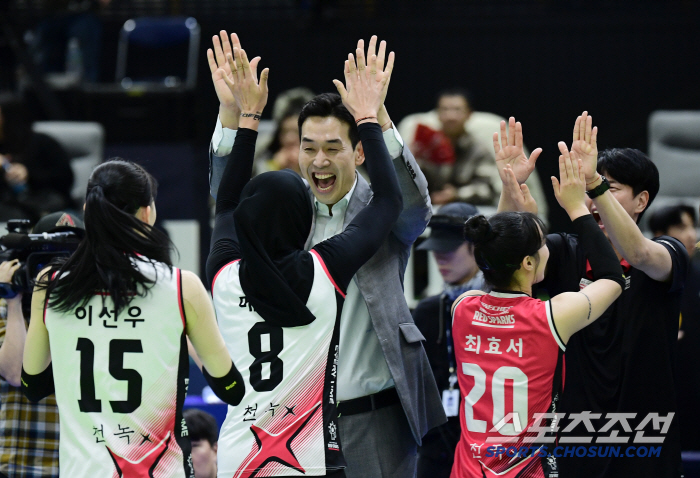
[212,118,404,400]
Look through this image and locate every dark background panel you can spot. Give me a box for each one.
[3,0,700,233]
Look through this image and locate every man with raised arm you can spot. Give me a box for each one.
[206,32,446,478]
[494,113,688,478]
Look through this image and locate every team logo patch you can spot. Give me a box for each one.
[327,421,340,451]
[56,213,76,227]
[472,303,516,328]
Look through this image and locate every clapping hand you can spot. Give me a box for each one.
[501,165,538,214]
[552,142,589,221]
[222,47,269,119]
[207,31,261,129]
[356,36,394,129]
[493,117,542,185]
[570,111,599,184]
[333,37,395,123]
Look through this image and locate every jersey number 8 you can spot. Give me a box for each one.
[248,322,284,392]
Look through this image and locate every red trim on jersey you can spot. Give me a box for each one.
[177,269,186,328]
[211,259,241,295]
[585,258,631,279]
[309,249,346,299]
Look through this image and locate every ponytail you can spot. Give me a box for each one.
[464,212,546,289]
[41,159,174,315]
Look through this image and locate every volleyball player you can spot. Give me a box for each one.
[449,153,625,477]
[205,45,401,477]
[21,160,245,478]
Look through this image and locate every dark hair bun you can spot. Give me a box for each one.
[464,215,495,244]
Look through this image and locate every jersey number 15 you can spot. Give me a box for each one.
[77,338,143,414]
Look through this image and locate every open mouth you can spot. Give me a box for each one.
[591,210,604,229]
[312,172,336,193]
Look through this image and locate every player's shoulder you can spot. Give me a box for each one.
[211,259,241,291]
[451,290,486,315]
[653,235,689,260]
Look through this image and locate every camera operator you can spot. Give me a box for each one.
[0,211,82,478]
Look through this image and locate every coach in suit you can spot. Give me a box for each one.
[206,32,446,477]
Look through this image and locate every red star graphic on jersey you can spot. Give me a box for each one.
[236,403,321,478]
[107,432,171,477]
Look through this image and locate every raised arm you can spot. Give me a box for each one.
[357,36,431,245]
[494,117,542,214]
[205,47,269,285]
[182,270,244,406]
[549,149,624,344]
[207,32,260,198]
[312,42,402,292]
[568,112,675,282]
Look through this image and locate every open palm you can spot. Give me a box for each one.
[493,117,542,185]
[570,111,599,182]
[207,31,260,111]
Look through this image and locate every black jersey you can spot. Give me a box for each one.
[537,233,689,478]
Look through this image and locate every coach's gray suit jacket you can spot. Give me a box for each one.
[209,142,447,445]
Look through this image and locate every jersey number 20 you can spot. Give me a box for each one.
[77,338,143,413]
[462,363,528,435]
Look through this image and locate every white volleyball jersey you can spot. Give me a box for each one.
[212,251,345,478]
[45,261,194,478]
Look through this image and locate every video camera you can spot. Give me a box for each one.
[0,219,82,299]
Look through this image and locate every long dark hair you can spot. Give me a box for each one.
[463,212,546,289]
[42,159,174,314]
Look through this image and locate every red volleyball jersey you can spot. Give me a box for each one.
[450,291,565,478]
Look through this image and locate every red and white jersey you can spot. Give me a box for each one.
[450,291,565,478]
[212,251,345,478]
[45,261,193,478]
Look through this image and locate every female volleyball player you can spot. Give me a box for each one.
[21,160,245,478]
[206,45,400,477]
[450,153,625,478]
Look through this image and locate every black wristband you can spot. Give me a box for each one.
[586,175,610,199]
[21,364,55,402]
[202,361,245,406]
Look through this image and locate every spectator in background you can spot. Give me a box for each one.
[410,89,497,205]
[253,87,314,176]
[649,204,698,257]
[397,90,548,218]
[183,409,219,478]
[411,202,486,478]
[35,0,112,83]
[0,94,74,221]
[649,204,700,450]
[253,108,302,175]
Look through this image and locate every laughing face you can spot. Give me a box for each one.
[585,174,649,236]
[299,116,365,207]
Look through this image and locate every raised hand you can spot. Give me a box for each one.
[357,35,393,129]
[502,165,538,214]
[333,38,395,122]
[552,142,589,220]
[207,31,261,128]
[221,47,269,129]
[570,111,599,184]
[492,117,542,185]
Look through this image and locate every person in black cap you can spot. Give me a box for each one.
[412,202,486,478]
